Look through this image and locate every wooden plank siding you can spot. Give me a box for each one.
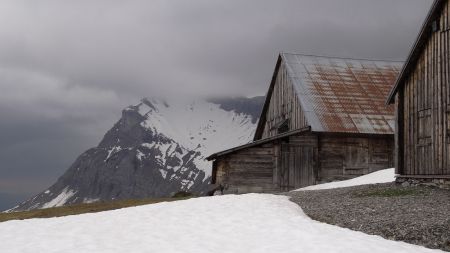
[213,133,393,194]
[261,62,309,139]
[215,143,277,194]
[397,0,450,176]
[318,136,394,183]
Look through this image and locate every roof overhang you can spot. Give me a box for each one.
[311,130,394,138]
[207,126,394,161]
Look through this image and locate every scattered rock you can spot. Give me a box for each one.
[401,181,410,187]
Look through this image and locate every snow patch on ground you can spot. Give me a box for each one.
[3,206,19,213]
[295,168,396,191]
[0,194,440,253]
[83,198,100,204]
[41,187,77,209]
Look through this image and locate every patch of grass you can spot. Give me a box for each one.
[0,197,191,223]
[172,191,194,198]
[353,188,426,198]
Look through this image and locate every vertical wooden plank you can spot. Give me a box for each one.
[433,32,438,175]
[417,52,421,175]
[282,149,287,190]
[407,74,411,175]
[440,23,443,174]
[412,67,416,175]
[444,2,449,174]
[305,147,309,187]
[292,146,296,189]
[442,1,446,173]
[310,147,313,186]
[404,77,408,175]
[412,69,416,175]
[430,34,435,176]
[273,144,279,187]
[298,147,302,188]
[436,28,440,174]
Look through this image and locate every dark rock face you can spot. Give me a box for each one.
[12,109,209,211]
[10,96,264,212]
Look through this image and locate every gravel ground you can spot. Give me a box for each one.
[287,183,450,252]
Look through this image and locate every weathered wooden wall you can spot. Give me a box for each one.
[261,62,309,139]
[214,134,319,193]
[215,143,276,194]
[398,0,450,176]
[318,135,394,183]
[214,132,394,194]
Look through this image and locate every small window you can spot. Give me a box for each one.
[277,119,290,134]
[447,107,450,143]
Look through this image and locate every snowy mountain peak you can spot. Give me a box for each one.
[136,97,257,160]
[8,96,263,212]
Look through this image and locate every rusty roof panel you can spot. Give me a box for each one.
[282,53,403,134]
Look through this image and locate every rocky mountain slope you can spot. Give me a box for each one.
[9,96,263,212]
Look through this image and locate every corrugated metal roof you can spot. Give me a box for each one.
[282,53,403,134]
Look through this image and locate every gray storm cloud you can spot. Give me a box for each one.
[0,0,433,208]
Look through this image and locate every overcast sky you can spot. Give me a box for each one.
[0,0,433,209]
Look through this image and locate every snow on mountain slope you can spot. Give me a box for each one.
[0,194,441,253]
[8,97,262,212]
[136,97,257,177]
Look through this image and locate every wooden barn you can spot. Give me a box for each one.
[387,0,450,183]
[207,53,403,194]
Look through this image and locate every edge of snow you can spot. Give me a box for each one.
[294,168,396,191]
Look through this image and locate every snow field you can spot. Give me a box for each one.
[0,194,441,253]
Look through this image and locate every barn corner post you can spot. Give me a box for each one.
[395,91,405,177]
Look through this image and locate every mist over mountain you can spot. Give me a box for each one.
[207,96,265,123]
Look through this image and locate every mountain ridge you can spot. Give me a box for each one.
[8,96,263,212]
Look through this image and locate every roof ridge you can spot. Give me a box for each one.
[280,51,404,63]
